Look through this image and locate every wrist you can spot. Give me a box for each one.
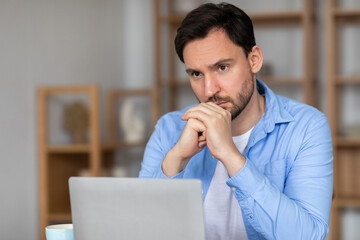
[162,146,190,177]
[221,150,246,177]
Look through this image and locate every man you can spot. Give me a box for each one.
[139,3,333,240]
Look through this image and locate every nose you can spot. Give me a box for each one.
[204,74,220,98]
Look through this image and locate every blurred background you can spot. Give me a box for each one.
[0,0,359,239]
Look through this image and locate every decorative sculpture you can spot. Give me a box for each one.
[63,100,89,143]
[119,100,145,143]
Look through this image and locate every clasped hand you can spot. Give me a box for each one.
[162,102,246,177]
[177,102,238,163]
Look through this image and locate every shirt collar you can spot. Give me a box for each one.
[245,79,294,151]
[257,78,294,128]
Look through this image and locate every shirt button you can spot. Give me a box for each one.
[231,187,236,191]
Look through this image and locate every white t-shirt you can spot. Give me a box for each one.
[203,127,253,240]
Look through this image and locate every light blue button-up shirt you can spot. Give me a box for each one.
[139,79,333,240]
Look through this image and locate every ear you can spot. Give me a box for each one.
[248,45,263,74]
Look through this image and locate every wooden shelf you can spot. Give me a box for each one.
[102,140,148,151]
[49,213,72,222]
[326,2,360,240]
[39,86,156,240]
[334,8,360,22]
[47,143,149,154]
[160,77,304,88]
[335,137,360,147]
[158,15,184,25]
[250,11,303,25]
[39,85,99,94]
[333,198,360,208]
[47,144,91,154]
[159,10,303,26]
[260,76,304,86]
[38,85,101,240]
[335,75,360,85]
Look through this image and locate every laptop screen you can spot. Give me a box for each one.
[69,177,205,240]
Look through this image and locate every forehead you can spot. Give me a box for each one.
[183,29,246,67]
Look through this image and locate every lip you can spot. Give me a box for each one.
[215,101,228,108]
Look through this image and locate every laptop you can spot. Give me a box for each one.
[69,177,205,240]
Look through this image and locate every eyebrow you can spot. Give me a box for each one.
[185,58,234,74]
[209,58,234,69]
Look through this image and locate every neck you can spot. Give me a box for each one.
[231,83,265,136]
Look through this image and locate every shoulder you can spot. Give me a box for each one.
[258,79,328,126]
[278,96,329,130]
[155,104,196,135]
[280,96,326,119]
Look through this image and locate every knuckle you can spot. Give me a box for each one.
[225,110,231,118]
[188,118,196,124]
[219,111,227,119]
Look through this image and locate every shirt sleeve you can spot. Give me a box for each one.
[227,114,333,240]
[139,116,185,179]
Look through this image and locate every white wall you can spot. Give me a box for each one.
[122,0,154,88]
[0,2,36,239]
[0,0,153,239]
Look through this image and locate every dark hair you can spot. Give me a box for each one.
[175,2,256,63]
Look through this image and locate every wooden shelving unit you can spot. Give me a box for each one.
[154,0,317,114]
[37,85,157,240]
[326,1,360,239]
[37,85,103,240]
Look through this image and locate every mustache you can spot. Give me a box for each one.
[206,94,233,104]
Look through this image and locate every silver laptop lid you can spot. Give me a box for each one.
[69,177,205,240]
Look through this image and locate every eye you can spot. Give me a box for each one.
[192,71,202,77]
[218,65,228,72]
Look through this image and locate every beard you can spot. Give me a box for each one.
[204,74,255,120]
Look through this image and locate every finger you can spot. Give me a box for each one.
[182,103,213,120]
[187,118,206,134]
[182,102,228,121]
[182,109,211,126]
[201,102,225,115]
[198,134,206,142]
[205,102,227,112]
[200,102,231,121]
[186,102,220,113]
[182,104,221,122]
[198,140,206,148]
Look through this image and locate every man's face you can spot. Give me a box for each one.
[183,29,256,120]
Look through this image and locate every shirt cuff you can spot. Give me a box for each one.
[226,158,265,200]
[156,163,185,179]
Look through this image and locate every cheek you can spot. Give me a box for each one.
[190,82,206,101]
[218,72,241,90]
[220,71,251,95]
